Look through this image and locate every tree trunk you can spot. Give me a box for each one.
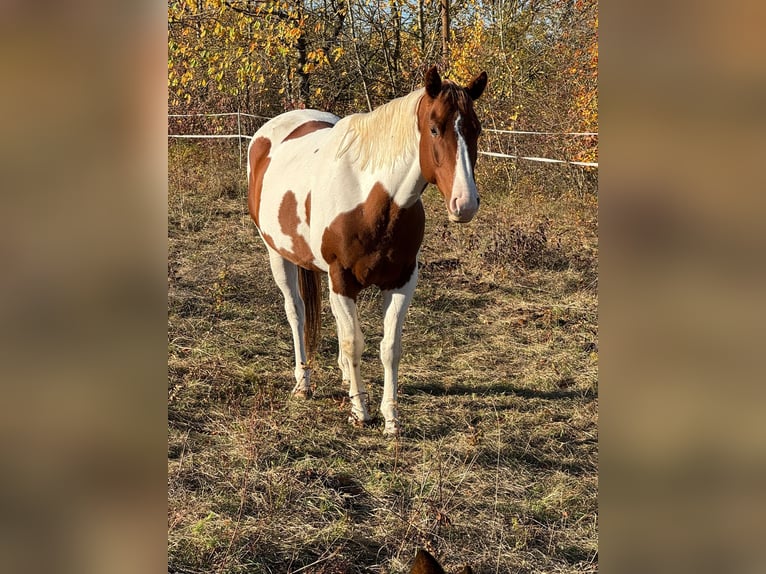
[418,0,425,54]
[440,0,450,65]
[296,34,310,107]
[348,0,372,111]
[392,0,401,95]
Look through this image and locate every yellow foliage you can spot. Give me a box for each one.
[449,18,488,85]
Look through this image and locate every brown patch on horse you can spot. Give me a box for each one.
[305,192,311,226]
[247,137,272,228]
[259,231,278,252]
[266,190,318,270]
[258,191,319,271]
[321,183,425,299]
[260,231,321,272]
[278,190,301,235]
[417,93,457,193]
[282,120,334,142]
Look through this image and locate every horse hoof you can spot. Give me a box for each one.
[348,414,371,427]
[292,388,312,399]
[383,421,401,437]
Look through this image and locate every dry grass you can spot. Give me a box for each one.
[168,141,598,574]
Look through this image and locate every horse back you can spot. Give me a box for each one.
[251,110,339,149]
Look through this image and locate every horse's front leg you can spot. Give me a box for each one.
[380,267,418,436]
[328,290,371,425]
[329,293,352,387]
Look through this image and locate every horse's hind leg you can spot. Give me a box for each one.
[267,249,311,397]
[380,267,418,435]
[328,290,371,425]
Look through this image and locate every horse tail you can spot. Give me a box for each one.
[298,267,322,364]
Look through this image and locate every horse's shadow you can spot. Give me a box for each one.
[314,378,597,404]
[294,468,376,520]
[401,380,597,401]
[312,377,595,444]
[414,290,494,316]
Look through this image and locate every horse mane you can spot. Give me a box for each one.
[336,89,424,171]
[440,81,475,116]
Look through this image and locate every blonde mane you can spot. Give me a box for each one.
[336,89,424,171]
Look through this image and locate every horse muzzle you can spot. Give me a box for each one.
[448,194,479,223]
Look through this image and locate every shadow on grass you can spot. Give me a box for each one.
[402,380,597,401]
[415,291,494,316]
[495,448,596,476]
[295,469,376,521]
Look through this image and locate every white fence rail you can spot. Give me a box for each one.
[484,128,598,136]
[478,150,597,167]
[168,112,598,168]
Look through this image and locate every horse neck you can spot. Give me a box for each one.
[360,91,426,207]
[338,90,427,208]
[383,148,427,209]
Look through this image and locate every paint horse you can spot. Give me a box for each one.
[247,66,487,435]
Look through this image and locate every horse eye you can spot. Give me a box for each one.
[430,126,439,137]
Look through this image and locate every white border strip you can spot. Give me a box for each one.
[479,150,597,168]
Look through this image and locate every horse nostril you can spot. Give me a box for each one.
[450,196,460,215]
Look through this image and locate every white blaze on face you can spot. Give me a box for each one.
[449,113,479,222]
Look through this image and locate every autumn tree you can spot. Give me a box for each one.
[168,0,598,166]
[168,0,348,113]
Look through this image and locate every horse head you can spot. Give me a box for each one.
[417,66,487,223]
[410,548,474,574]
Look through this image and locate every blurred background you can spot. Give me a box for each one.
[601,1,766,573]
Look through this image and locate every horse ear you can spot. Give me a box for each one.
[425,66,442,98]
[466,71,487,100]
[411,549,446,574]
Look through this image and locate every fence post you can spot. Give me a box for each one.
[237,111,243,170]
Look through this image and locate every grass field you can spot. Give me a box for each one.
[168,140,598,574]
